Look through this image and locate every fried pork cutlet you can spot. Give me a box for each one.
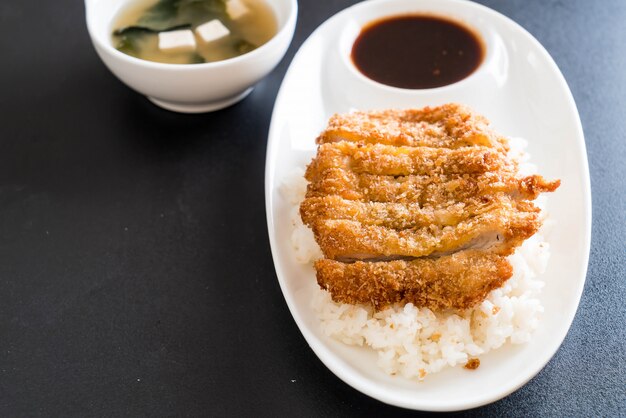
[305,141,515,178]
[300,103,560,310]
[311,203,540,261]
[301,194,540,230]
[305,168,560,204]
[315,250,513,310]
[317,103,510,152]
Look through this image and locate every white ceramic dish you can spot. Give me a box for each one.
[265,0,591,411]
[85,0,297,113]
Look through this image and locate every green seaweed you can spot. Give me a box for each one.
[234,39,257,55]
[113,23,193,57]
[138,0,227,30]
[138,0,180,29]
[180,0,226,16]
[113,23,191,36]
[114,28,151,56]
[116,36,140,56]
[189,53,206,64]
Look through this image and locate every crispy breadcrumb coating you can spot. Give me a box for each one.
[305,168,559,204]
[305,142,514,179]
[300,103,559,310]
[310,202,540,261]
[317,103,510,152]
[315,250,513,310]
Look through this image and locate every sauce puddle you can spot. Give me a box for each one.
[351,15,484,89]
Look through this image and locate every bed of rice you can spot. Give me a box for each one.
[282,138,551,380]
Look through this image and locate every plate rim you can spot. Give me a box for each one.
[264,0,592,411]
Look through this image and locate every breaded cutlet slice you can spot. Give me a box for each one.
[305,142,514,180]
[305,168,560,205]
[309,199,541,261]
[315,250,513,310]
[317,103,510,152]
[301,194,521,230]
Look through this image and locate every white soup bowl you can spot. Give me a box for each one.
[85,0,297,113]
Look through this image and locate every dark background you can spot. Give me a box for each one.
[0,0,624,416]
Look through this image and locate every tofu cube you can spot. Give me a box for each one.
[226,0,249,20]
[195,20,230,43]
[158,29,196,53]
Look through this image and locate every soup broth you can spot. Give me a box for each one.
[112,0,277,64]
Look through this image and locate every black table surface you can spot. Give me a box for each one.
[1,0,624,416]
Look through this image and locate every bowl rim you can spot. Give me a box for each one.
[86,0,298,71]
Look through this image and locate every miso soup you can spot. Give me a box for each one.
[112,0,277,64]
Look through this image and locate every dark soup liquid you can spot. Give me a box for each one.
[351,15,484,89]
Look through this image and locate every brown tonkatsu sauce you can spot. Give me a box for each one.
[351,15,484,89]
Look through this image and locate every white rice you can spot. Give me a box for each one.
[282,138,551,380]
